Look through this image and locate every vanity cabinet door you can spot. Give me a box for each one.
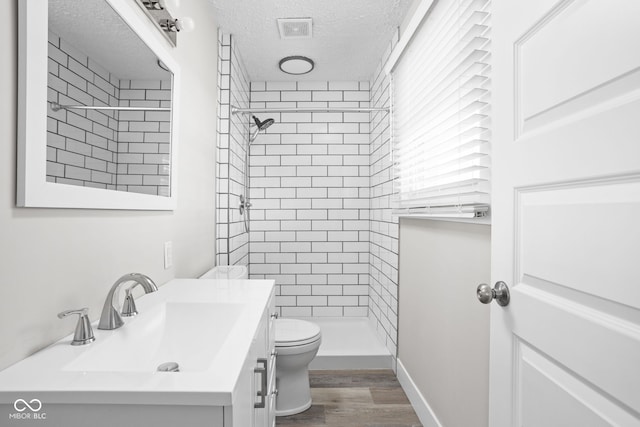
[254,289,276,427]
[266,292,277,427]
[226,344,257,427]
[226,305,268,427]
[226,288,275,427]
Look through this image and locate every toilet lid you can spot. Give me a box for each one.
[275,319,321,347]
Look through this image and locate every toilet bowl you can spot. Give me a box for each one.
[275,318,322,416]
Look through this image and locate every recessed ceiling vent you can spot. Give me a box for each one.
[277,18,313,39]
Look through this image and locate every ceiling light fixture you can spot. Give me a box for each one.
[279,56,315,75]
[136,0,193,46]
[142,0,165,10]
[160,17,195,33]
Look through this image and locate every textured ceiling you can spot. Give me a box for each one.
[210,0,413,81]
[49,0,171,80]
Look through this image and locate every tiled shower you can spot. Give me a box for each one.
[216,32,399,358]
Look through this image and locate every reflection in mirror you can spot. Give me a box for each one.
[47,0,173,197]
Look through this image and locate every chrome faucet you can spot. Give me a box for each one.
[98,273,158,330]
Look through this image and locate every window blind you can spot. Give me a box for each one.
[390,0,491,218]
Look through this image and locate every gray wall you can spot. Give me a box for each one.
[0,1,218,370]
[398,218,490,427]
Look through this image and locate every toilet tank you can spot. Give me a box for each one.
[199,265,248,280]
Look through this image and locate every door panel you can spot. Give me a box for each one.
[491,0,640,425]
[517,341,637,427]
[513,283,640,410]
[517,0,640,135]
[518,179,640,307]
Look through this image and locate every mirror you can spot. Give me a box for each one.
[18,0,180,210]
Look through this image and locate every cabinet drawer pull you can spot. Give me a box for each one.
[254,358,268,409]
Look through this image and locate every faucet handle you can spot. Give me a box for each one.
[121,285,139,317]
[58,307,95,346]
[57,308,89,319]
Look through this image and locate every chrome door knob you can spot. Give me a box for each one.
[476,281,510,306]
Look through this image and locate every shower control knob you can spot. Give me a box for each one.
[239,195,250,215]
[476,281,510,306]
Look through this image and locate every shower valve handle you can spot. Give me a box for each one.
[239,195,251,215]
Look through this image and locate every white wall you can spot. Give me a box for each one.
[0,0,218,370]
[398,218,490,427]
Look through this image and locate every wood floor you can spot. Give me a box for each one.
[276,370,422,427]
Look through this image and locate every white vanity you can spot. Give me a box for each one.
[0,279,276,427]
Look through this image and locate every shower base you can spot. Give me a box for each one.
[292,317,393,370]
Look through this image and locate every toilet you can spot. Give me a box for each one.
[199,265,322,416]
[274,318,321,416]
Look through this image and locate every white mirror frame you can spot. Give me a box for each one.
[17,0,180,210]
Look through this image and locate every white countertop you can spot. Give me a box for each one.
[0,278,274,407]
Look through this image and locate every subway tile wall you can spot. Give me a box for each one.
[47,31,171,196]
[116,80,172,196]
[248,81,372,317]
[369,40,399,359]
[47,31,119,190]
[216,31,251,266]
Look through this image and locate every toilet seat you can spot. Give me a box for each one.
[275,319,321,347]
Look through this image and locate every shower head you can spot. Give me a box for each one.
[252,115,275,131]
[249,115,275,143]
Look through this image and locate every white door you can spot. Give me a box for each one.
[490,0,640,425]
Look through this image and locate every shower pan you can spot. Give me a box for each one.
[240,115,274,232]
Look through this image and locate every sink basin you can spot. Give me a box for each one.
[65,302,245,373]
[0,278,274,409]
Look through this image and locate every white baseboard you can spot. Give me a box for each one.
[397,358,443,427]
